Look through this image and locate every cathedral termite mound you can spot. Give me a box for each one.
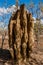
[8,4,34,65]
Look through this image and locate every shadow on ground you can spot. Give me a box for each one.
[0,48,12,61]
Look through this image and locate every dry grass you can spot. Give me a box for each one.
[0,35,43,65]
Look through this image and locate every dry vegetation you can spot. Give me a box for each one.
[0,34,43,65]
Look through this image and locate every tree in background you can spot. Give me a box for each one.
[1,0,7,48]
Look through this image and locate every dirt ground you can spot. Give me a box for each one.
[0,35,43,65]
